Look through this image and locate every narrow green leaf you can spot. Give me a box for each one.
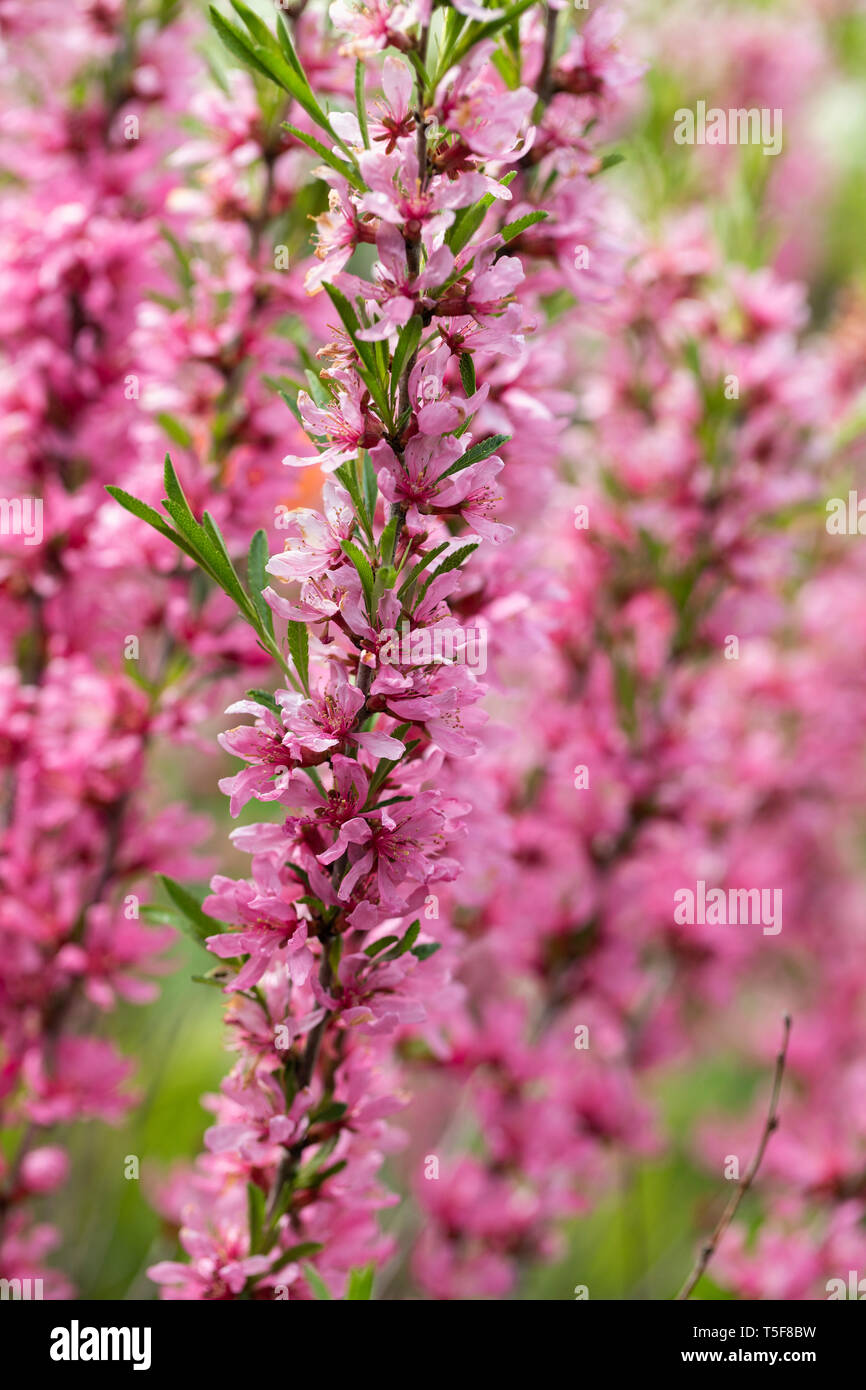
[354,60,370,148]
[397,542,449,598]
[451,0,537,63]
[283,122,363,190]
[287,620,310,695]
[459,354,476,396]
[158,225,194,290]
[418,542,479,600]
[248,529,275,637]
[324,284,392,425]
[209,8,278,82]
[597,151,626,174]
[246,687,279,713]
[411,942,442,960]
[445,172,517,254]
[158,875,218,946]
[156,412,192,449]
[364,935,399,958]
[340,539,375,613]
[275,1241,324,1264]
[500,209,548,243]
[104,486,201,566]
[334,460,372,538]
[363,453,378,519]
[229,0,275,49]
[210,5,338,142]
[310,1098,348,1125]
[202,511,252,610]
[347,1264,375,1300]
[379,515,399,566]
[390,315,423,397]
[247,1181,266,1254]
[438,433,510,481]
[381,920,420,959]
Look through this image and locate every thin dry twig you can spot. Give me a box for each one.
[675,1013,792,1301]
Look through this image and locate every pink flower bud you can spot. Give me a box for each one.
[20,1146,69,1195]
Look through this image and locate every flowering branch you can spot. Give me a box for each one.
[110,0,552,1299]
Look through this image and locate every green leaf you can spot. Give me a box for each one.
[411,942,442,960]
[354,60,370,148]
[418,542,479,600]
[158,875,218,947]
[247,1182,266,1254]
[397,542,449,599]
[597,151,626,174]
[340,539,375,614]
[264,374,304,426]
[500,209,548,243]
[248,529,275,637]
[364,934,399,958]
[274,1241,324,1265]
[459,354,476,396]
[140,905,180,927]
[381,920,420,959]
[445,171,517,254]
[310,1098,348,1125]
[347,1264,375,1300]
[451,0,537,64]
[229,0,274,48]
[202,510,251,610]
[379,515,399,566]
[303,1264,333,1300]
[275,13,307,78]
[283,123,363,190]
[210,5,339,144]
[191,969,232,989]
[246,687,279,713]
[390,315,423,397]
[209,8,278,82]
[156,412,193,449]
[363,453,378,519]
[438,433,510,481]
[104,486,202,566]
[323,285,392,426]
[159,225,194,290]
[287,620,310,695]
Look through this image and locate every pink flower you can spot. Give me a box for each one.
[267,482,355,582]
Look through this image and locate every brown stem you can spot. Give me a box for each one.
[537,5,558,106]
[675,1014,792,1301]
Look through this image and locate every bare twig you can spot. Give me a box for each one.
[675,1013,792,1300]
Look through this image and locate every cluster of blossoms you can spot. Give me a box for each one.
[135,0,629,1300]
